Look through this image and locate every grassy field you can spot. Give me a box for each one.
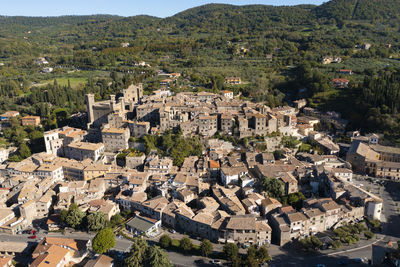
[41,77,88,88]
[32,70,110,89]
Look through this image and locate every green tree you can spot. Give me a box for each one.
[364,230,375,239]
[287,192,306,210]
[299,237,313,250]
[298,143,312,153]
[68,203,79,211]
[281,136,300,148]
[159,234,172,249]
[87,212,108,232]
[125,237,149,267]
[200,239,213,257]
[145,245,173,267]
[60,209,68,224]
[223,243,239,259]
[244,245,258,267]
[110,214,124,227]
[256,246,271,263]
[332,240,342,249]
[273,149,285,160]
[310,236,323,249]
[65,208,85,229]
[92,228,116,254]
[261,177,284,199]
[180,236,192,252]
[18,143,31,159]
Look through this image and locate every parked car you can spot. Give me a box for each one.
[168,229,176,234]
[210,259,222,265]
[28,235,37,239]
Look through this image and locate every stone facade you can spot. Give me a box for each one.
[101,127,130,152]
[65,142,104,162]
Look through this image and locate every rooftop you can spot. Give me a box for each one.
[67,142,104,151]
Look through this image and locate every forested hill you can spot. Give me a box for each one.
[164,4,316,33]
[1,0,400,36]
[314,0,400,21]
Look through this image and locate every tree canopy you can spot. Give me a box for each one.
[92,227,116,254]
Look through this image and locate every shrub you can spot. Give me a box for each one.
[343,236,357,244]
[223,243,239,259]
[171,239,180,248]
[364,230,375,239]
[310,236,323,249]
[367,218,381,229]
[159,234,172,249]
[180,236,192,252]
[332,240,342,249]
[200,239,213,257]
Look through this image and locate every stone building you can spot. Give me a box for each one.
[65,142,104,162]
[86,83,142,129]
[21,116,41,126]
[128,121,150,138]
[219,114,235,135]
[43,127,87,156]
[224,215,272,246]
[198,115,217,137]
[101,127,130,152]
[126,153,146,169]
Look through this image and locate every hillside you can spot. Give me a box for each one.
[314,0,400,21]
[166,4,316,34]
[0,0,399,139]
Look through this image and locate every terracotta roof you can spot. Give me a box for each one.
[332,78,349,83]
[286,212,308,223]
[102,127,128,134]
[371,144,400,155]
[0,257,11,267]
[31,245,70,267]
[84,254,114,267]
[226,215,256,230]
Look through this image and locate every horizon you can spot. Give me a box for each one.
[1,0,326,18]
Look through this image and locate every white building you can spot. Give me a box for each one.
[35,164,64,181]
[44,130,63,155]
[332,168,353,182]
[0,148,8,163]
[220,166,248,186]
[366,200,382,220]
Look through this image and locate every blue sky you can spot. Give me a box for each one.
[1,0,326,17]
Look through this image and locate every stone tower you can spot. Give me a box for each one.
[86,94,95,124]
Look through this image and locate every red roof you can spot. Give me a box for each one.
[332,78,349,83]
[209,160,220,169]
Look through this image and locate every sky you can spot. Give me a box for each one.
[1,0,327,18]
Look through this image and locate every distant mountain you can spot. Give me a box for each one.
[314,0,400,20]
[0,0,399,38]
[0,15,121,27]
[162,4,316,34]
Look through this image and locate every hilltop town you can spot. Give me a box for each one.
[0,80,398,266]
